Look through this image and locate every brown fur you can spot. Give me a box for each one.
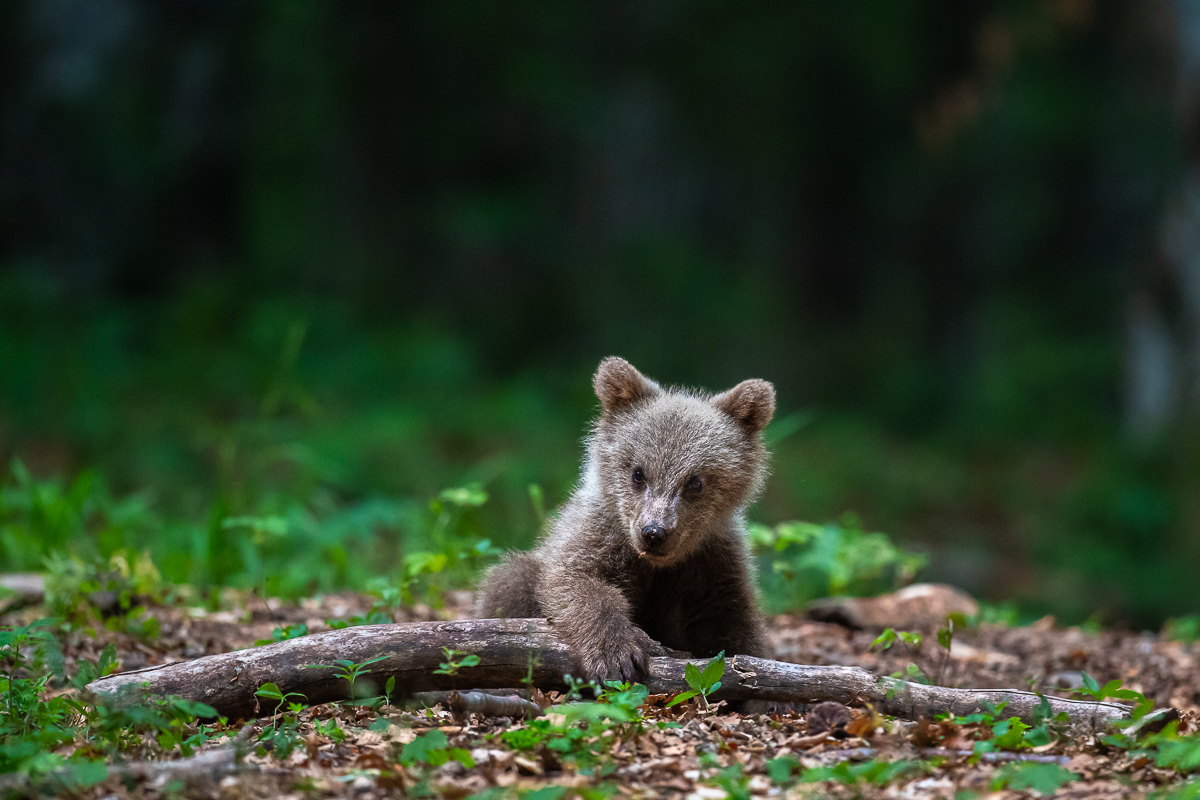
[475,357,775,683]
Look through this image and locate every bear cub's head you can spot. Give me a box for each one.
[590,357,775,567]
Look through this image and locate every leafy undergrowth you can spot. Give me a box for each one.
[4,591,1200,799]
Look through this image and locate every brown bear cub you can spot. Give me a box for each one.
[475,357,774,683]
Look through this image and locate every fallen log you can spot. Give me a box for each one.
[88,618,1135,727]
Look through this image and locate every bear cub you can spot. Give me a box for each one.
[475,356,774,683]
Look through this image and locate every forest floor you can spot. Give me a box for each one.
[7,589,1200,800]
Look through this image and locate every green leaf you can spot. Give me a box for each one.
[992,763,1079,794]
[438,485,488,507]
[991,717,1031,750]
[400,730,449,765]
[523,787,567,800]
[766,756,798,784]
[172,700,218,719]
[684,661,703,691]
[665,690,700,708]
[255,682,283,700]
[459,654,481,668]
[1080,671,1100,695]
[871,629,898,650]
[700,651,726,692]
[355,654,390,668]
[1024,724,1052,747]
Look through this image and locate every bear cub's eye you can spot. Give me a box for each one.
[685,475,703,494]
[631,466,646,486]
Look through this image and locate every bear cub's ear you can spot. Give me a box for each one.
[713,378,775,433]
[594,357,661,415]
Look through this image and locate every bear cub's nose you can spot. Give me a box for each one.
[641,524,668,550]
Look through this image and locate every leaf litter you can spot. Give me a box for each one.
[4,590,1200,799]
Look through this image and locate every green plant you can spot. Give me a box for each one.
[434,647,482,678]
[313,716,346,744]
[1075,671,1154,717]
[707,762,752,800]
[398,485,501,608]
[254,622,308,646]
[797,758,927,787]
[871,628,923,651]
[0,460,158,573]
[933,615,963,684]
[253,682,307,734]
[1164,616,1200,645]
[399,729,474,769]
[1151,781,1200,800]
[0,619,75,754]
[257,710,304,758]
[990,762,1079,793]
[499,682,649,774]
[750,515,927,611]
[44,549,170,639]
[305,655,390,701]
[0,618,226,785]
[889,662,930,685]
[1134,725,1200,775]
[766,755,799,785]
[666,651,725,709]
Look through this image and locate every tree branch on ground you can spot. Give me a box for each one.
[87,618,1139,727]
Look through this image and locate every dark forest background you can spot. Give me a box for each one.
[3,1,1200,628]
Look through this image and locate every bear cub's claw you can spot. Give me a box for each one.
[578,623,657,685]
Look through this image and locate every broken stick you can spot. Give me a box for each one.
[87,618,1135,727]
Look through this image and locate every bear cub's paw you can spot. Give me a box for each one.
[575,621,657,684]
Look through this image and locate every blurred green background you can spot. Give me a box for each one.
[2,1,1199,627]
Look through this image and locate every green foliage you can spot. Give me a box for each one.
[305,655,390,701]
[257,709,304,758]
[313,715,346,744]
[1152,781,1200,800]
[765,755,798,784]
[400,729,474,769]
[797,758,928,787]
[43,549,170,640]
[1074,672,1154,718]
[254,682,307,713]
[871,628,923,651]
[1,617,225,784]
[0,460,158,572]
[500,682,649,774]
[666,651,725,708]
[706,762,752,800]
[434,648,482,678]
[750,515,927,611]
[990,762,1079,794]
[1164,616,1200,645]
[255,622,309,646]
[1131,724,1200,776]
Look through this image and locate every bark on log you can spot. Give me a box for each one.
[87,618,1135,727]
